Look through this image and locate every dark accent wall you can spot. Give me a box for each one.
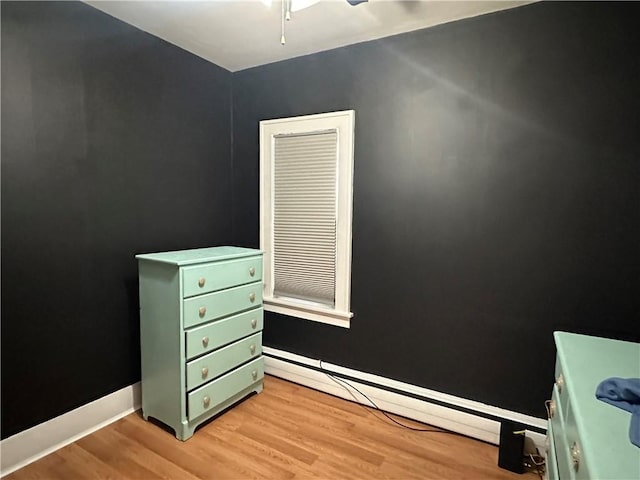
[1,2,232,439]
[232,2,640,418]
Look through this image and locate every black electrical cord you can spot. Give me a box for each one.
[318,360,465,436]
[318,360,548,475]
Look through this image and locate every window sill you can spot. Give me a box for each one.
[263,297,352,328]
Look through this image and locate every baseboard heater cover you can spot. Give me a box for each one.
[262,347,547,454]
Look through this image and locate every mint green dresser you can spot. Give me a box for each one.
[546,332,640,480]
[136,246,264,440]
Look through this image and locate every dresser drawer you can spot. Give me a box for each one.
[546,422,559,480]
[554,414,575,480]
[186,333,262,391]
[549,384,575,480]
[554,359,569,419]
[183,282,263,328]
[187,357,264,420]
[565,403,590,480]
[185,308,263,360]
[182,256,262,298]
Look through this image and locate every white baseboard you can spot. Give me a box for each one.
[263,347,547,455]
[0,382,141,477]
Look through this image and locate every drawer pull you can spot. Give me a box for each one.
[546,399,556,418]
[202,336,210,347]
[251,318,257,329]
[570,441,581,471]
[250,344,256,355]
[198,277,206,288]
[201,367,209,378]
[249,292,256,303]
[252,370,258,380]
[198,306,207,318]
[203,396,211,408]
[556,373,565,394]
[249,266,256,277]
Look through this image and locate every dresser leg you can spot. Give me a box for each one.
[177,421,195,441]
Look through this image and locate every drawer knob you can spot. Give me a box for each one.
[251,318,257,329]
[250,344,256,355]
[249,292,256,303]
[202,336,210,347]
[201,367,209,378]
[198,277,206,288]
[198,306,207,318]
[203,395,211,408]
[252,370,258,380]
[556,373,565,394]
[570,441,580,471]
[249,267,256,277]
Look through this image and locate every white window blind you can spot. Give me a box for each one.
[260,110,354,328]
[273,131,337,306]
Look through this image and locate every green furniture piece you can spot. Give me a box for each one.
[546,332,640,480]
[136,246,264,440]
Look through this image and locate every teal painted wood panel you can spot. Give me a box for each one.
[138,260,186,437]
[553,332,640,480]
[187,357,264,421]
[137,246,262,266]
[182,256,263,298]
[185,308,263,360]
[182,282,263,329]
[186,333,262,391]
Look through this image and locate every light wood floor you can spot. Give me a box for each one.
[7,375,536,479]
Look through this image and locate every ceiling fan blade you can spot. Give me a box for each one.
[346,0,368,5]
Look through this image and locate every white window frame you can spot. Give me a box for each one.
[260,110,355,328]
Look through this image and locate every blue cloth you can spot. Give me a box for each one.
[596,377,640,448]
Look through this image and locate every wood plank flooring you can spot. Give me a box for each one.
[7,375,537,479]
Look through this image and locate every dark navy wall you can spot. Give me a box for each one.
[1,1,232,438]
[2,0,638,440]
[232,2,640,418]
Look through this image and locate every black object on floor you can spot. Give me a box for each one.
[498,420,526,473]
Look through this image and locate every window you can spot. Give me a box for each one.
[260,110,355,328]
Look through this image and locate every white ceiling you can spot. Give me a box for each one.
[86,0,532,72]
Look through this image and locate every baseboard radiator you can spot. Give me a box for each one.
[262,347,547,455]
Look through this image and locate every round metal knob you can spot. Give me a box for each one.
[198,306,206,318]
[249,292,256,303]
[202,336,209,347]
[250,344,256,355]
[548,399,556,418]
[198,277,206,287]
[203,396,210,408]
[556,373,565,394]
[252,370,258,380]
[251,318,257,329]
[201,367,209,378]
[249,267,255,277]
[570,441,580,471]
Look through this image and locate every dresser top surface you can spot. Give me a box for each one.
[554,331,640,477]
[136,246,262,266]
